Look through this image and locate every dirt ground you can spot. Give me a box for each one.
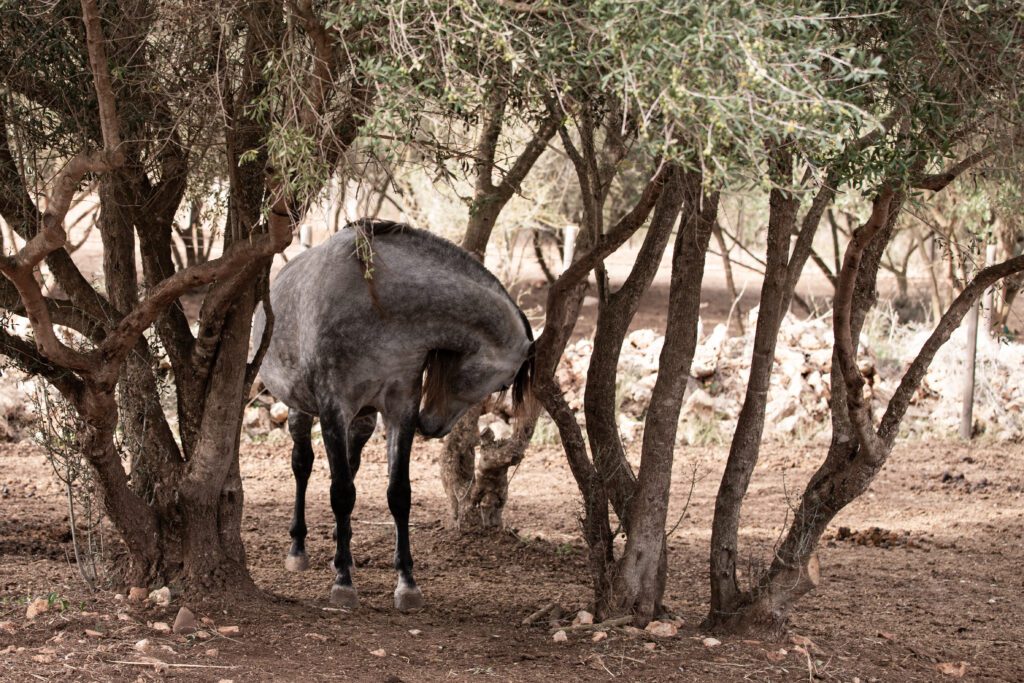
[1,433,1022,682]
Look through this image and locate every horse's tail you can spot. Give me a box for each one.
[510,340,536,419]
[346,219,410,316]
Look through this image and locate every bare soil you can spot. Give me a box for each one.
[1,434,1022,682]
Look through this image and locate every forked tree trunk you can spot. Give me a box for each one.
[707,191,905,634]
[706,153,837,628]
[584,165,686,530]
[608,173,718,622]
[441,93,558,529]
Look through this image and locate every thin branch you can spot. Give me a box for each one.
[913,146,994,192]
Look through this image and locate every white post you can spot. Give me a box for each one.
[561,224,578,274]
[982,242,997,334]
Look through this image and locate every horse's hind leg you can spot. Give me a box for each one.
[385,411,423,612]
[321,410,359,608]
[286,410,315,571]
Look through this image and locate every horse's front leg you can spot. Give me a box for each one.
[321,410,359,608]
[386,412,423,612]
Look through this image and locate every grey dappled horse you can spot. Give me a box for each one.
[252,220,534,612]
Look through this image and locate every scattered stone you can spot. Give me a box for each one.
[937,661,968,677]
[766,648,787,663]
[790,634,813,648]
[148,587,171,607]
[408,629,422,636]
[129,587,148,603]
[0,621,15,634]
[151,622,171,634]
[572,610,594,626]
[217,625,241,636]
[644,620,678,637]
[172,606,197,635]
[552,630,568,643]
[370,648,387,657]
[114,593,125,602]
[205,648,219,657]
[643,642,656,651]
[134,639,152,652]
[25,598,49,620]
[84,629,103,638]
[702,637,721,648]
[269,402,289,424]
[592,631,608,643]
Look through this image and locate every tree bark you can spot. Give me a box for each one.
[584,165,685,531]
[441,92,560,529]
[610,173,718,623]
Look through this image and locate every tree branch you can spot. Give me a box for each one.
[913,146,994,192]
[549,162,669,297]
[832,188,895,463]
[879,253,1024,445]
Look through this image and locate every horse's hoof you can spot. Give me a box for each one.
[284,553,309,571]
[329,584,359,609]
[394,584,424,613]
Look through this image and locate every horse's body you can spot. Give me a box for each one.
[253,220,533,611]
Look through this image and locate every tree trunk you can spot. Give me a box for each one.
[441,99,559,529]
[584,165,685,530]
[610,174,718,622]
[709,192,906,634]
[707,151,799,622]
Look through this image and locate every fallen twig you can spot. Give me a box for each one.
[105,660,238,670]
[550,615,634,633]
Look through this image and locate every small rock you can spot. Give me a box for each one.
[552,630,568,643]
[172,607,197,635]
[31,653,54,663]
[152,622,171,634]
[85,629,103,638]
[148,587,171,607]
[370,648,387,657]
[0,621,15,634]
[643,642,656,651]
[592,631,608,643]
[766,648,787,662]
[114,593,125,602]
[936,661,968,677]
[217,625,240,636]
[134,639,152,651]
[790,634,813,648]
[205,648,219,657]
[702,637,721,648]
[25,598,49,620]
[572,610,594,626]
[129,587,148,603]
[408,629,422,636]
[644,620,678,637]
[269,402,289,424]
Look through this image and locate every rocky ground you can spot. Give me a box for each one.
[2,432,1023,682]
